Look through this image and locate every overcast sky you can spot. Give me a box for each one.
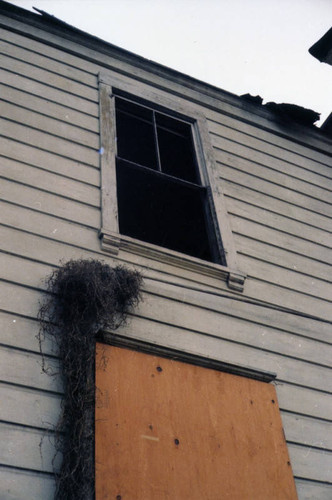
[9,0,332,125]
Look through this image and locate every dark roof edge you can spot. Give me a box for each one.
[1,1,331,154]
[309,27,332,62]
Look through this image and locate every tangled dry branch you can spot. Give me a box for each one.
[38,259,142,500]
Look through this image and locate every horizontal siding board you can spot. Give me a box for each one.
[1,52,98,102]
[276,384,332,422]
[215,148,332,201]
[0,137,100,184]
[0,179,100,227]
[1,100,99,148]
[0,25,98,75]
[0,36,96,87]
[282,413,332,450]
[0,118,99,167]
[0,157,100,206]
[212,133,332,180]
[209,121,332,177]
[220,166,331,218]
[242,277,332,322]
[0,466,55,500]
[0,69,98,116]
[2,252,331,368]
[0,83,99,133]
[2,217,329,345]
[0,224,330,344]
[0,201,99,251]
[0,345,61,393]
[1,16,331,156]
[230,216,332,264]
[289,443,332,484]
[0,383,60,429]
[0,277,331,394]
[145,278,332,345]
[136,293,332,367]
[226,196,332,249]
[0,226,101,268]
[237,255,332,301]
[234,234,332,283]
[206,110,332,166]
[222,181,332,232]
[0,422,59,473]
[113,316,332,392]
[0,311,55,356]
[295,479,332,500]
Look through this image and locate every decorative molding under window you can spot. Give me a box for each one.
[99,228,246,292]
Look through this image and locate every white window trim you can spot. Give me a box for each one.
[98,71,246,292]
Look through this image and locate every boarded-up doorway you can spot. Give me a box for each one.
[96,343,297,500]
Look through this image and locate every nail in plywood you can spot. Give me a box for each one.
[96,343,298,500]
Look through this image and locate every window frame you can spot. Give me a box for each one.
[98,71,246,292]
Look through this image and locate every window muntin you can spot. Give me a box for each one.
[114,95,221,264]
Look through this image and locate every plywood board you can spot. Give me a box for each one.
[96,344,298,500]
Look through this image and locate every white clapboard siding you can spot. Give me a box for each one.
[237,254,331,301]
[0,137,100,184]
[281,413,332,451]
[0,36,96,87]
[0,345,61,393]
[113,316,332,392]
[3,215,329,347]
[0,383,61,429]
[0,311,55,356]
[0,178,100,227]
[222,180,332,232]
[289,443,332,484]
[2,251,331,370]
[212,133,332,180]
[276,383,332,422]
[1,100,99,148]
[0,422,59,473]
[240,277,332,322]
[209,121,332,174]
[0,118,99,167]
[1,223,331,345]
[0,200,100,251]
[1,15,330,157]
[215,151,332,202]
[1,53,98,102]
[0,69,98,116]
[225,196,332,249]
[229,216,332,263]
[1,271,331,396]
[0,467,55,500]
[295,480,332,500]
[233,234,332,283]
[219,166,331,218]
[140,277,332,344]
[0,157,100,205]
[206,111,332,166]
[0,83,99,132]
[0,26,98,75]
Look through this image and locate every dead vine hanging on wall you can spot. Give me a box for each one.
[38,259,142,500]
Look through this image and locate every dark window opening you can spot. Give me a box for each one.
[115,95,222,264]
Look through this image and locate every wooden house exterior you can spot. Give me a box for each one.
[0,2,331,498]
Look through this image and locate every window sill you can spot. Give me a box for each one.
[99,228,246,292]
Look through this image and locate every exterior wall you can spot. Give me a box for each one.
[0,11,331,499]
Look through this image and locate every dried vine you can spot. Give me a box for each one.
[38,259,142,500]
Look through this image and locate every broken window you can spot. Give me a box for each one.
[114,94,222,263]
